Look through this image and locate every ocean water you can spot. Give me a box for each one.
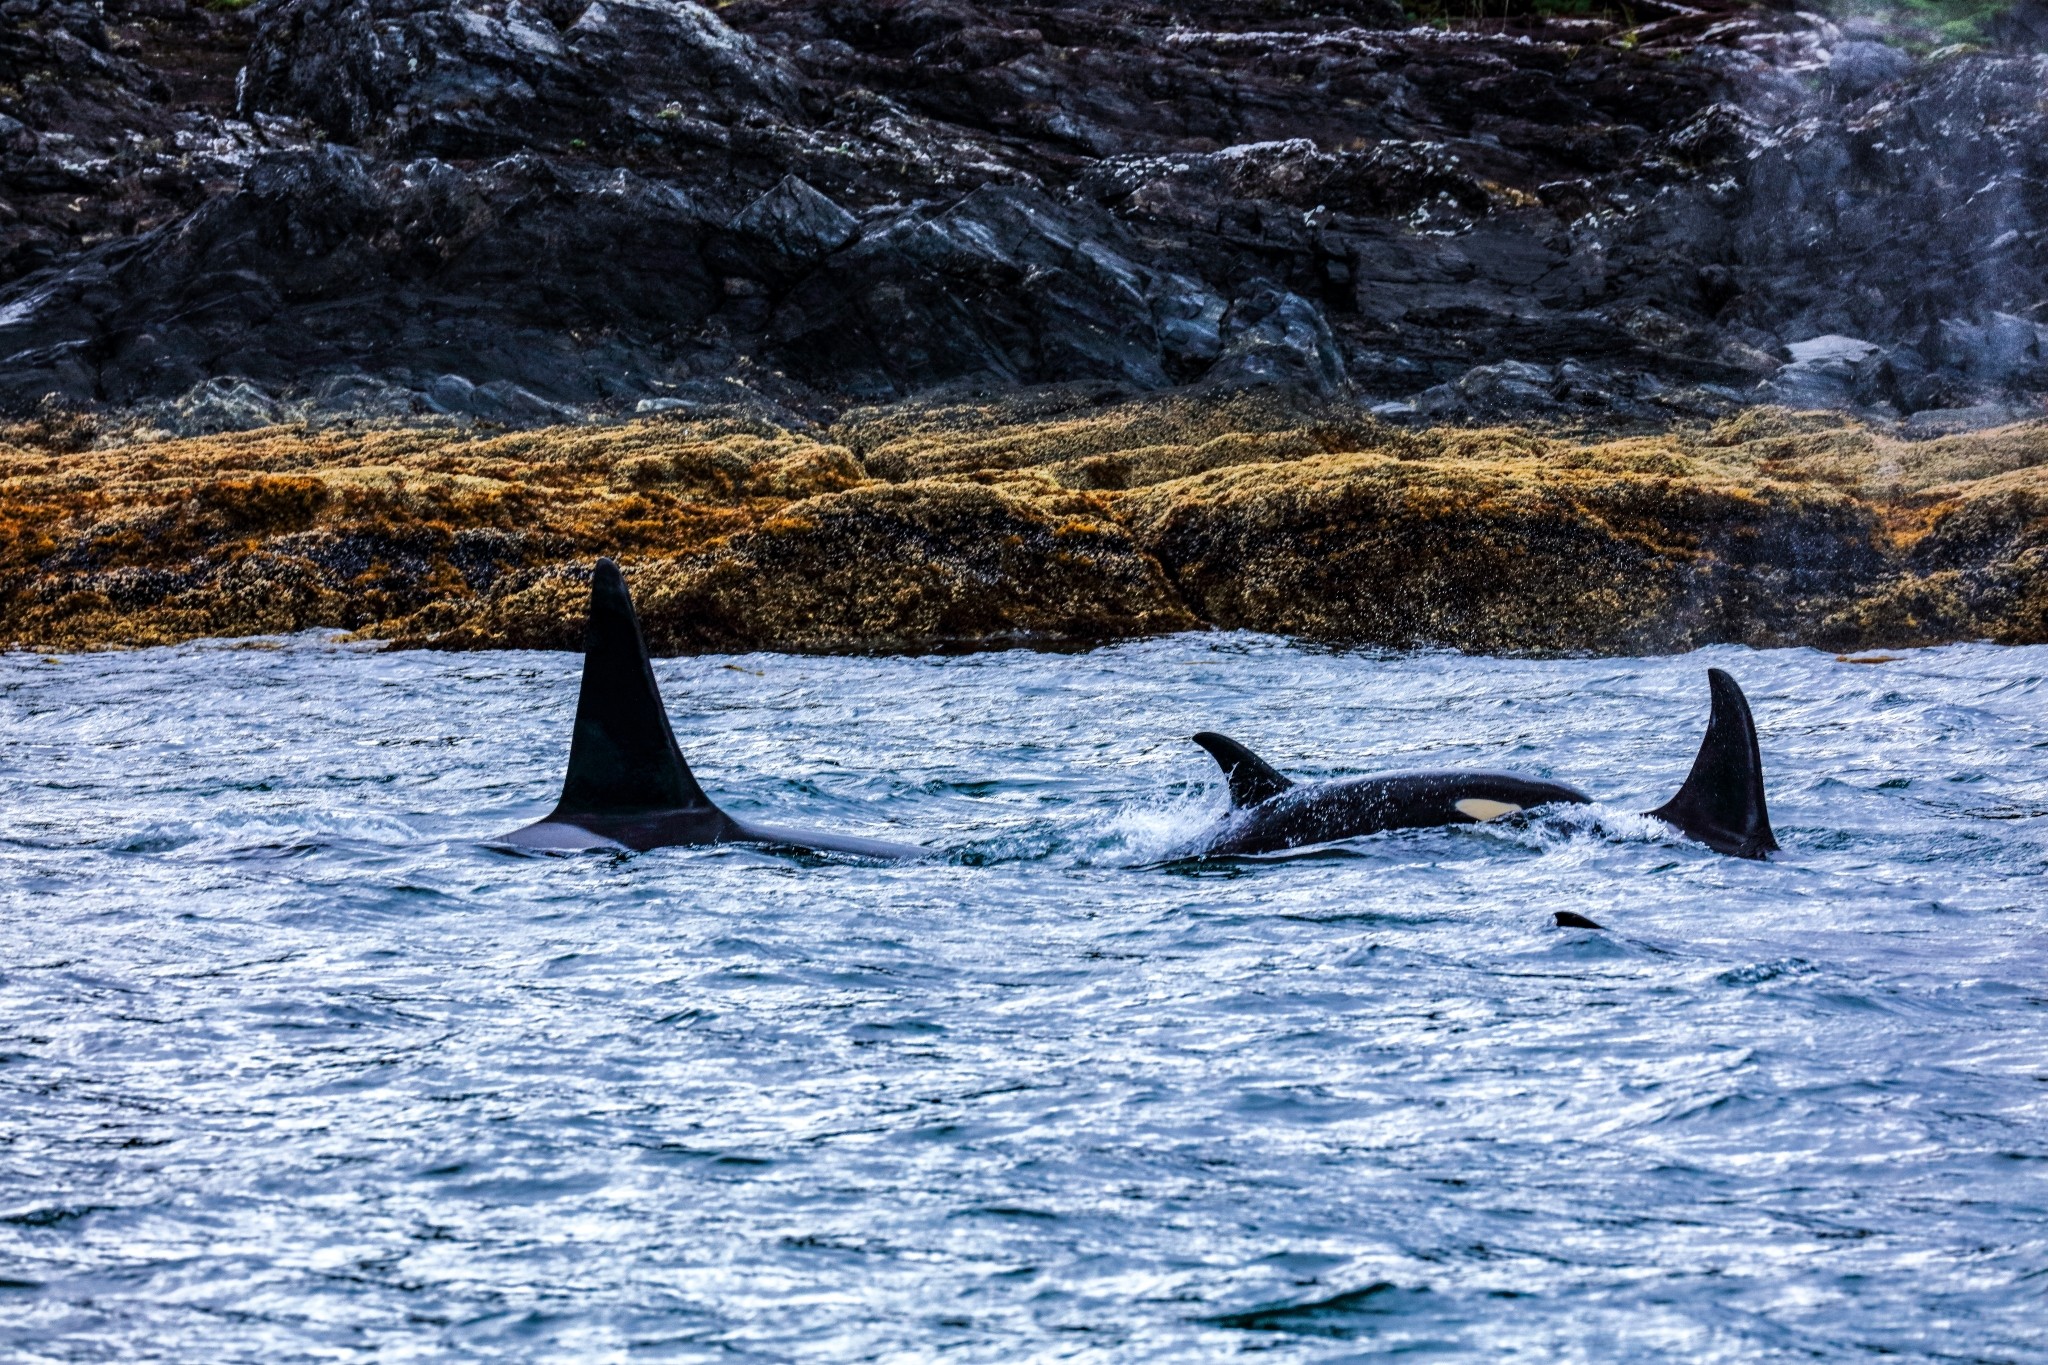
[2,632,2045,1362]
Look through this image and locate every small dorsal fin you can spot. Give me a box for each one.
[1646,668,1778,859]
[1192,732,1294,808]
[552,559,718,817]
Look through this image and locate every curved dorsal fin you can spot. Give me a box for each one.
[1646,667,1777,859]
[553,559,717,817]
[1192,732,1294,808]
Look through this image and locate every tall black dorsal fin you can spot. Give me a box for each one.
[552,559,717,817]
[1646,668,1778,859]
[1192,732,1294,808]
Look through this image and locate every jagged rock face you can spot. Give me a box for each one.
[757,185,1349,397]
[239,0,801,158]
[0,0,269,281]
[0,147,726,413]
[2,0,2048,425]
[1722,54,2048,392]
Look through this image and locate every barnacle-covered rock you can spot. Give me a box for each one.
[0,415,859,648]
[4,396,2047,654]
[1116,447,1885,654]
[382,477,1195,653]
[0,411,1192,652]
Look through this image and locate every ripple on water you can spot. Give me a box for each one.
[0,634,2045,1360]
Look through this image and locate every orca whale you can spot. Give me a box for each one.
[500,559,923,858]
[1180,667,1778,860]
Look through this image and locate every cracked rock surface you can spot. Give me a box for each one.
[2,0,2046,428]
[4,391,2043,653]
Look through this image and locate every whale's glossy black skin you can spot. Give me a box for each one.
[1190,770,1593,858]
[501,559,922,859]
[511,560,1773,864]
[1643,668,1779,859]
[505,806,923,859]
[1181,667,1778,860]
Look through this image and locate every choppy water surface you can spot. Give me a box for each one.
[3,634,2046,1361]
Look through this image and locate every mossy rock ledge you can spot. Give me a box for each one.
[4,395,2045,655]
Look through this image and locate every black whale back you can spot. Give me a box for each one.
[553,559,717,818]
[1647,667,1778,859]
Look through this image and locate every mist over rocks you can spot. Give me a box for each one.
[3,0,2048,429]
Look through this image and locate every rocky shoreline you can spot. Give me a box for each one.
[4,0,2047,654]
[5,391,2042,654]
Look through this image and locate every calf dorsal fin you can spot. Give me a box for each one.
[553,559,718,817]
[1192,732,1294,808]
[1646,668,1778,859]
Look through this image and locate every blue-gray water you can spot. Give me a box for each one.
[3,634,2046,1361]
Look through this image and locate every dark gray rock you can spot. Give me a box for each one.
[730,175,858,259]
[1827,40,1912,100]
[1903,402,2039,438]
[762,185,1175,397]
[421,373,580,424]
[1404,361,1561,422]
[1932,313,2046,382]
[0,145,724,412]
[240,0,799,158]
[1994,0,2048,51]
[1722,52,2048,405]
[1377,357,1739,428]
[4,0,2048,428]
[1769,334,1885,409]
[1204,283,1347,396]
[1150,274,1228,370]
[135,375,286,435]
[0,0,284,284]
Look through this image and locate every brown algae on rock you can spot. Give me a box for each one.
[2,397,2045,655]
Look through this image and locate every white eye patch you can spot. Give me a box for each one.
[1454,798,1523,823]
